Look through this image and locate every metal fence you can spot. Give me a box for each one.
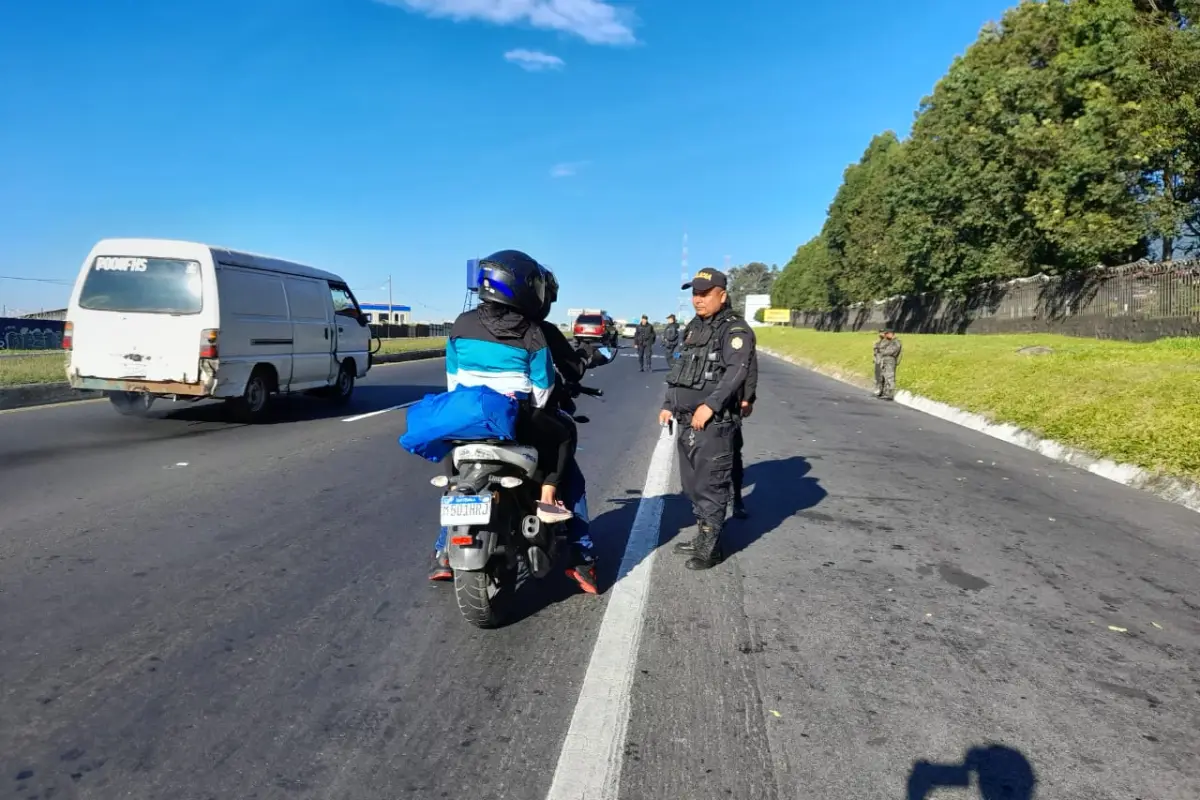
[790,259,1200,341]
[371,322,450,339]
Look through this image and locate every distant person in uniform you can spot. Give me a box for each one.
[873,328,902,400]
[662,314,681,360]
[635,315,656,372]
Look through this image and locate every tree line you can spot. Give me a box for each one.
[772,0,1200,312]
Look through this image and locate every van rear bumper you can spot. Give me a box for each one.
[68,376,216,397]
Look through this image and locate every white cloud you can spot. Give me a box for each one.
[374,0,637,46]
[550,161,588,177]
[504,48,565,71]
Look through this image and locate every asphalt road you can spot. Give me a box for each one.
[1,348,1198,799]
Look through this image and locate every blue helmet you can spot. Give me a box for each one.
[476,250,547,318]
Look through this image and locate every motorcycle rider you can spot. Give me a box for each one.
[429,255,601,594]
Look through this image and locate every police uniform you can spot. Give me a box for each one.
[662,269,757,570]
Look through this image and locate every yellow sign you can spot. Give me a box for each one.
[763,308,791,323]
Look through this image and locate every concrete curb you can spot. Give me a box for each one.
[758,345,1200,516]
[0,348,446,412]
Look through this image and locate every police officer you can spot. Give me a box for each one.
[658,268,757,570]
[634,315,656,372]
[661,314,681,360]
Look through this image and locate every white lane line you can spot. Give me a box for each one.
[341,401,416,423]
[545,424,676,800]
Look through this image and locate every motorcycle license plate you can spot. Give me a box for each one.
[440,494,492,527]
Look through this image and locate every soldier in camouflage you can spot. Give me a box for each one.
[873,328,902,401]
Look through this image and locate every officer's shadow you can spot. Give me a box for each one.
[659,454,828,559]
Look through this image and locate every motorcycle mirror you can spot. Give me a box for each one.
[595,346,615,364]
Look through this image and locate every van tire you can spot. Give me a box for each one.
[109,391,155,417]
[228,367,274,423]
[330,360,355,405]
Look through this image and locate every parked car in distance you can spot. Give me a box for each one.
[572,311,618,347]
[621,323,637,339]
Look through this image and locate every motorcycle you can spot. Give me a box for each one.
[430,345,615,628]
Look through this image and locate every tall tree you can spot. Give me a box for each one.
[726,262,777,317]
[774,0,1200,311]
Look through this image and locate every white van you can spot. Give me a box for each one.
[64,238,376,421]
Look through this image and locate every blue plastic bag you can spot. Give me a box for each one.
[399,385,520,462]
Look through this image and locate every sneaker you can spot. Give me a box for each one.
[567,562,599,594]
[428,553,452,582]
[537,502,573,524]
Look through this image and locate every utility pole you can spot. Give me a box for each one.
[679,230,689,323]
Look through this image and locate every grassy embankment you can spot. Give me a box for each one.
[0,337,447,388]
[756,327,1200,483]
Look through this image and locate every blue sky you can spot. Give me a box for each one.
[0,0,1014,323]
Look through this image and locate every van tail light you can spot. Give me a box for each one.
[200,329,219,359]
[62,321,73,351]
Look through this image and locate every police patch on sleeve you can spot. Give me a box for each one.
[731,336,744,350]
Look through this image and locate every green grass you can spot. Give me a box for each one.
[757,327,1200,482]
[0,352,66,387]
[377,336,446,355]
[0,338,447,388]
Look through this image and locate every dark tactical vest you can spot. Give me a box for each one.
[666,309,737,393]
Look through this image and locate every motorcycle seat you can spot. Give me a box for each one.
[451,442,539,477]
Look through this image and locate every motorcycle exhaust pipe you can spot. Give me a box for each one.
[521,515,542,541]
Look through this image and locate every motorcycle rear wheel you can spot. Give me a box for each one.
[454,558,517,629]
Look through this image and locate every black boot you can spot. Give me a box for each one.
[673,515,702,554]
[684,523,724,570]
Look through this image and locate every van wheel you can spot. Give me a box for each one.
[330,360,355,405]
[228,368,273,423]
[109,391,155,417]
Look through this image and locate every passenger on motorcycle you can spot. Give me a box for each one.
[429,252,599,594]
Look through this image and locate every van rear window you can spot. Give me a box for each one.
[79,257,203,314]
[576,315,603,325]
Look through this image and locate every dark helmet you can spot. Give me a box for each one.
[476,250,547,318]
[537,266,559,321]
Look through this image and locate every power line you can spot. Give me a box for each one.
[0,275,73,285]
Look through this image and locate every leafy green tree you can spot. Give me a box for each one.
[726,261,777,317]
[774,0,1200,310]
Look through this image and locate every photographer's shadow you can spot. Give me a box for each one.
[907,745,1037,800]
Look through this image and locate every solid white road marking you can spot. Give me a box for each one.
[544,424,676,800]
[341,401,416,423]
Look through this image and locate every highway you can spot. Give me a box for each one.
[1,351,1198,799]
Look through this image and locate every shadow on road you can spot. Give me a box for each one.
[162,384,443,426]
[655,455,828,560]
[907,744,1037,800]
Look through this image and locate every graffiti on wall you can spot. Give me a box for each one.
[0,318,66,351]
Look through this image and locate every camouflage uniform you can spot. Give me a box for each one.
[873,332,902,400]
